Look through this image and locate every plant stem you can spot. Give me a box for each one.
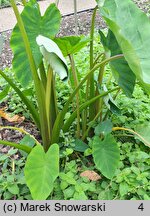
[51,73,58,126]
[69,54,80,138]
[39,61,47,89]
[88,6,98,122]
[82,107,103,140]
[11,0,50,151]
[93,52,104,67]
[0,125,40,145]
[51,54,124,144]
[112,127,150,148]
[12,160,15,175]
[63,87,120,133]
[114,134,134,137]
[84,80,89,132]
[0,140,32,153]
[95,55,106,121]
[106,74,113,87]
[84,6,98,134]
[90,6,98,70]
[45,66,53,139]
[81,111,87,135]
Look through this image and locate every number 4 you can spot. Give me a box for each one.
[138,203,144,211]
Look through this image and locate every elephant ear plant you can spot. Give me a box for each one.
[0,0,150,199]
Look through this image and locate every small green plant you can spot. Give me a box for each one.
[52,143,150,200]
[0,0,150,200]
[0,148,31,200]
[59,160,97,200]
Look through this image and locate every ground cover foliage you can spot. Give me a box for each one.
[0,0,150,200]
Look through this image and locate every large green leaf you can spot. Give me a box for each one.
[10,0,61,86]
[99,30,136,97]
[92,134,120,179]
[20,135,36,157]
[94,119,113,136]
[24,144,59,200]
[97,0,150,92]
[54,36,90,57]
[73,139,89,152]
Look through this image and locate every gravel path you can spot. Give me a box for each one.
[0,0,149,70]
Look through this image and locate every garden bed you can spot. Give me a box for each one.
[0,0,150,200]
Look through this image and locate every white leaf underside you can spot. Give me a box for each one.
[36,35,68,81]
